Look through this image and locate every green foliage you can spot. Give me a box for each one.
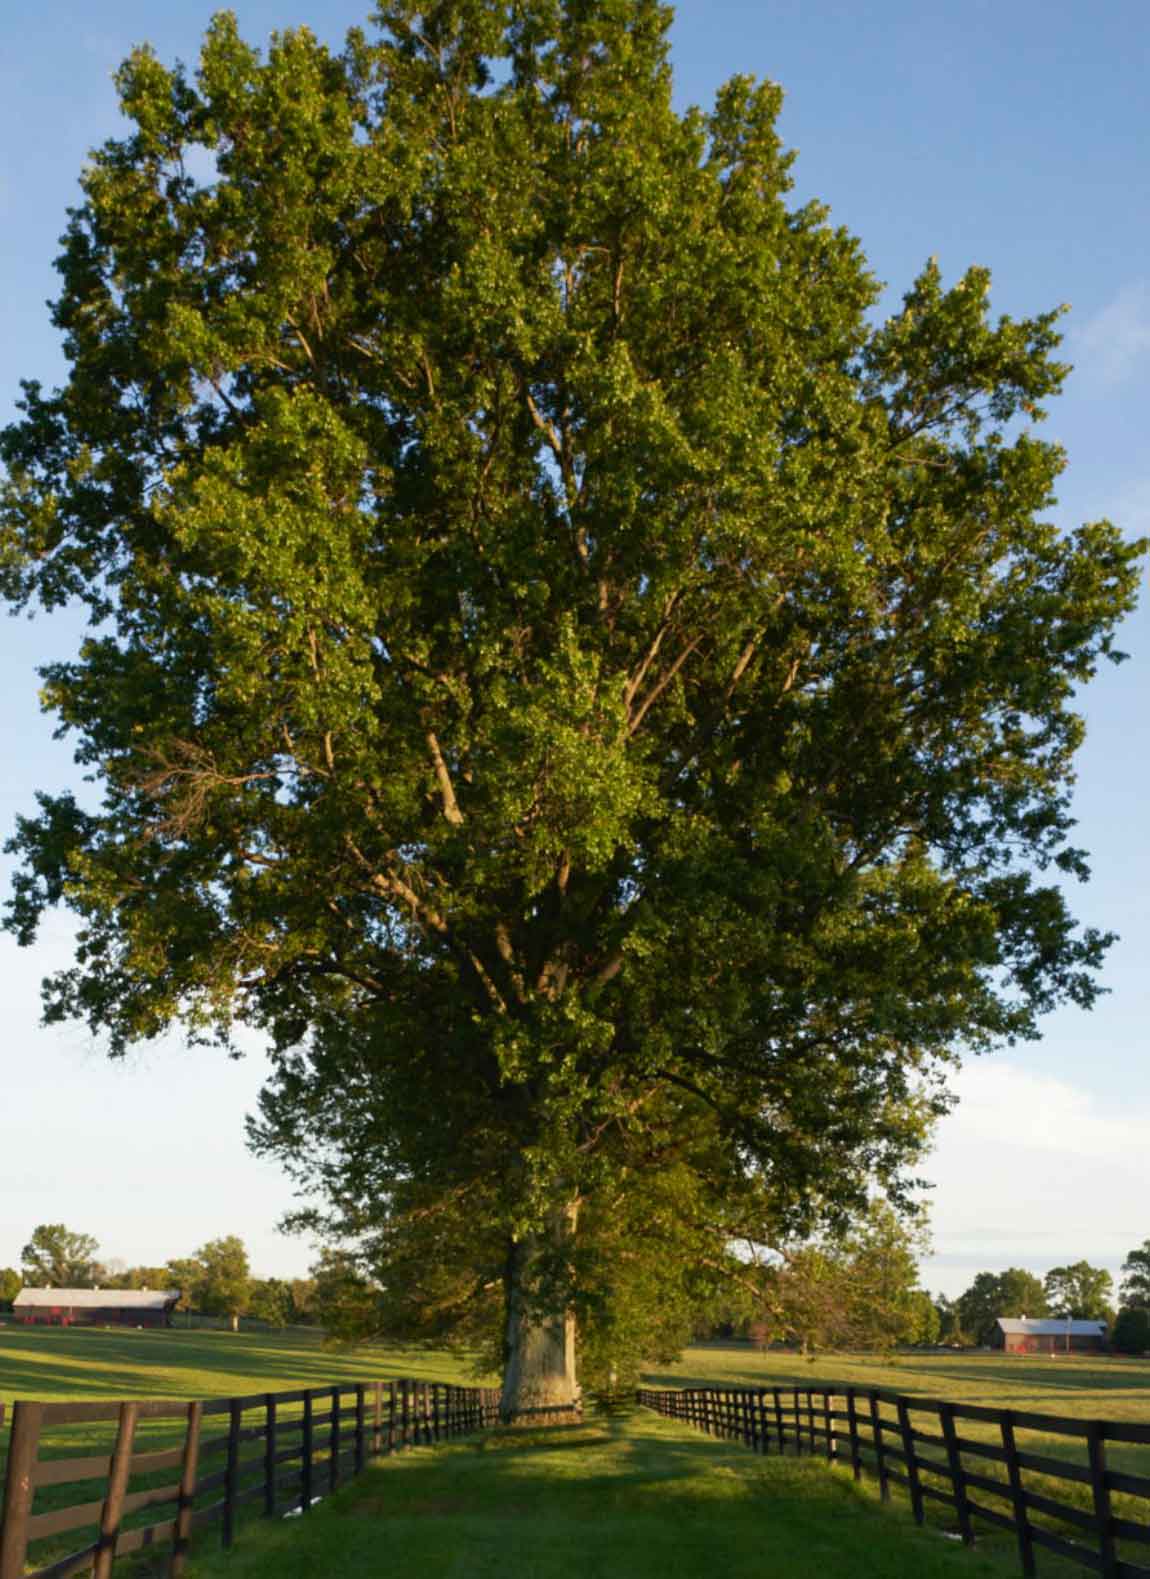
[1,0,1143,1376]
[1043,1260,1113,1321]
[904,1289,941,1346]
[166,1237,252,1321]
[956,1269,1049,1346]
[1120,1241,1150,1310]
[20,1224,101,1288]
[1112,1307,1150,1356]
[0,1267,21,1308]
[248,1277,295,1328]
[759,1200,932,1351]
[310,1248,380,1340]
[933,1294,969,1346]
[196,1236,252,1320]
[165,1257,203,1313]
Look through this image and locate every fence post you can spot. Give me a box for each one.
[869,1391,890,1502]
[387,1381,397,1452]
[938,1402,974,1546]
[372,1381,383,1457]
[1087,1424,1118,1577]
[93,1400,140,1579]
[329,1386,340,1493]
[302,1391,314,1512]
[822,1391,834,1459]
[170,1399,203,1578]
[263,1394,277,1519]
[999,1410,1035,1578]
[222,1398,242,1550]
[402,1379,411,1447]
[0,1401,43,1579]
[756,1389,769,1454]
[846,1389,862,1481]
[355,1384,366,1477]
[773,1388,785,1454]
[793,1389,802,1456]
[896,1398,925,1526]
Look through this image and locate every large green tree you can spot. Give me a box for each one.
[1,0,1142,1418]
[20,1225,101,1288]
[1043,1261,1113,1322]
[193,1237,252,1330]
[957,1268,1049,1346]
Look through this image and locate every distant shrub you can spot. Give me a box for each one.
[1112,1307,1150,1355]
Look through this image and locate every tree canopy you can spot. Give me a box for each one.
[1120,1242,1150,1310]
[20,1225,101,1288]
[957,1268,1049,1345]
[1,0,1142,1413]
[167,1236,252,1327]
[1043,1260,1113,1322]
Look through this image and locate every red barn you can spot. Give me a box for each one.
[13,1287,179,1327]
[993,1317,1107,1354]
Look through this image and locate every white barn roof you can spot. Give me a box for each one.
[14,1287,178,1310]
[996,1318,1106,1337]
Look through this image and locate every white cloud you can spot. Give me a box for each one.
[1073,282,1150,389]
[919,1061,1149,1297]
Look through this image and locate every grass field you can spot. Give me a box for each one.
[1,1329,1147,1578]
[177,1406,1015,1579]
[0,1321,490,1406]
[650,1341,1150,1424]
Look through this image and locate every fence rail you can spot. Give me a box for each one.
[0,1377,500,1579]
[637,1384,1150,1579]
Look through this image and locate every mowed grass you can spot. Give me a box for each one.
[0,1321,489,1406]
[0,1324,492,1575]
[2,1331,1148,1578]
[180,1405,1015,1579]
[646,1344,1150,1576]
[647,1342,1150,1424]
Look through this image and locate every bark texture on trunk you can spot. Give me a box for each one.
[500,1204,581,1425]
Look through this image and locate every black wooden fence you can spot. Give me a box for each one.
[637,1384,1150,1578]
[0,1377,500,1579]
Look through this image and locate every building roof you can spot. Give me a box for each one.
[14,1287,179,1310]
[996,1317,1106,1337]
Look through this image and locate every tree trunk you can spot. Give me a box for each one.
[500,1203,581,1426]
[230,1312,239,1333]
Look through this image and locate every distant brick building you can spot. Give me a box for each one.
[14,1288,179,1328]
[993,1317,1107,1354]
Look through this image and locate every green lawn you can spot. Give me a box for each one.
[180,1404,1015,1579]
[0,1324,491,1576]
[649,1342,1150,1423]
[0,1321,490,1406]
[2,1331,1147,1578]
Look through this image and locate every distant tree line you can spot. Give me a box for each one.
[0,1224,367,1334]
[697,1230,1150,1358]
[933,1246,1150,1354]
[5,1224,1150,1360]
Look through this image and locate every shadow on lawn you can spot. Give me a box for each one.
[0,1328,480,1404]
[640,1356,1150,1408]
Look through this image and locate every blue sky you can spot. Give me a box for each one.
[1,0,1147,1299]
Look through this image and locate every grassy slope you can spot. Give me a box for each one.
[3,1333,1146,1577]
[0,1322,490,1406]
[181,1406,1014,1579]
[0,1325,490,1575]
[648,1343,1150,1424]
